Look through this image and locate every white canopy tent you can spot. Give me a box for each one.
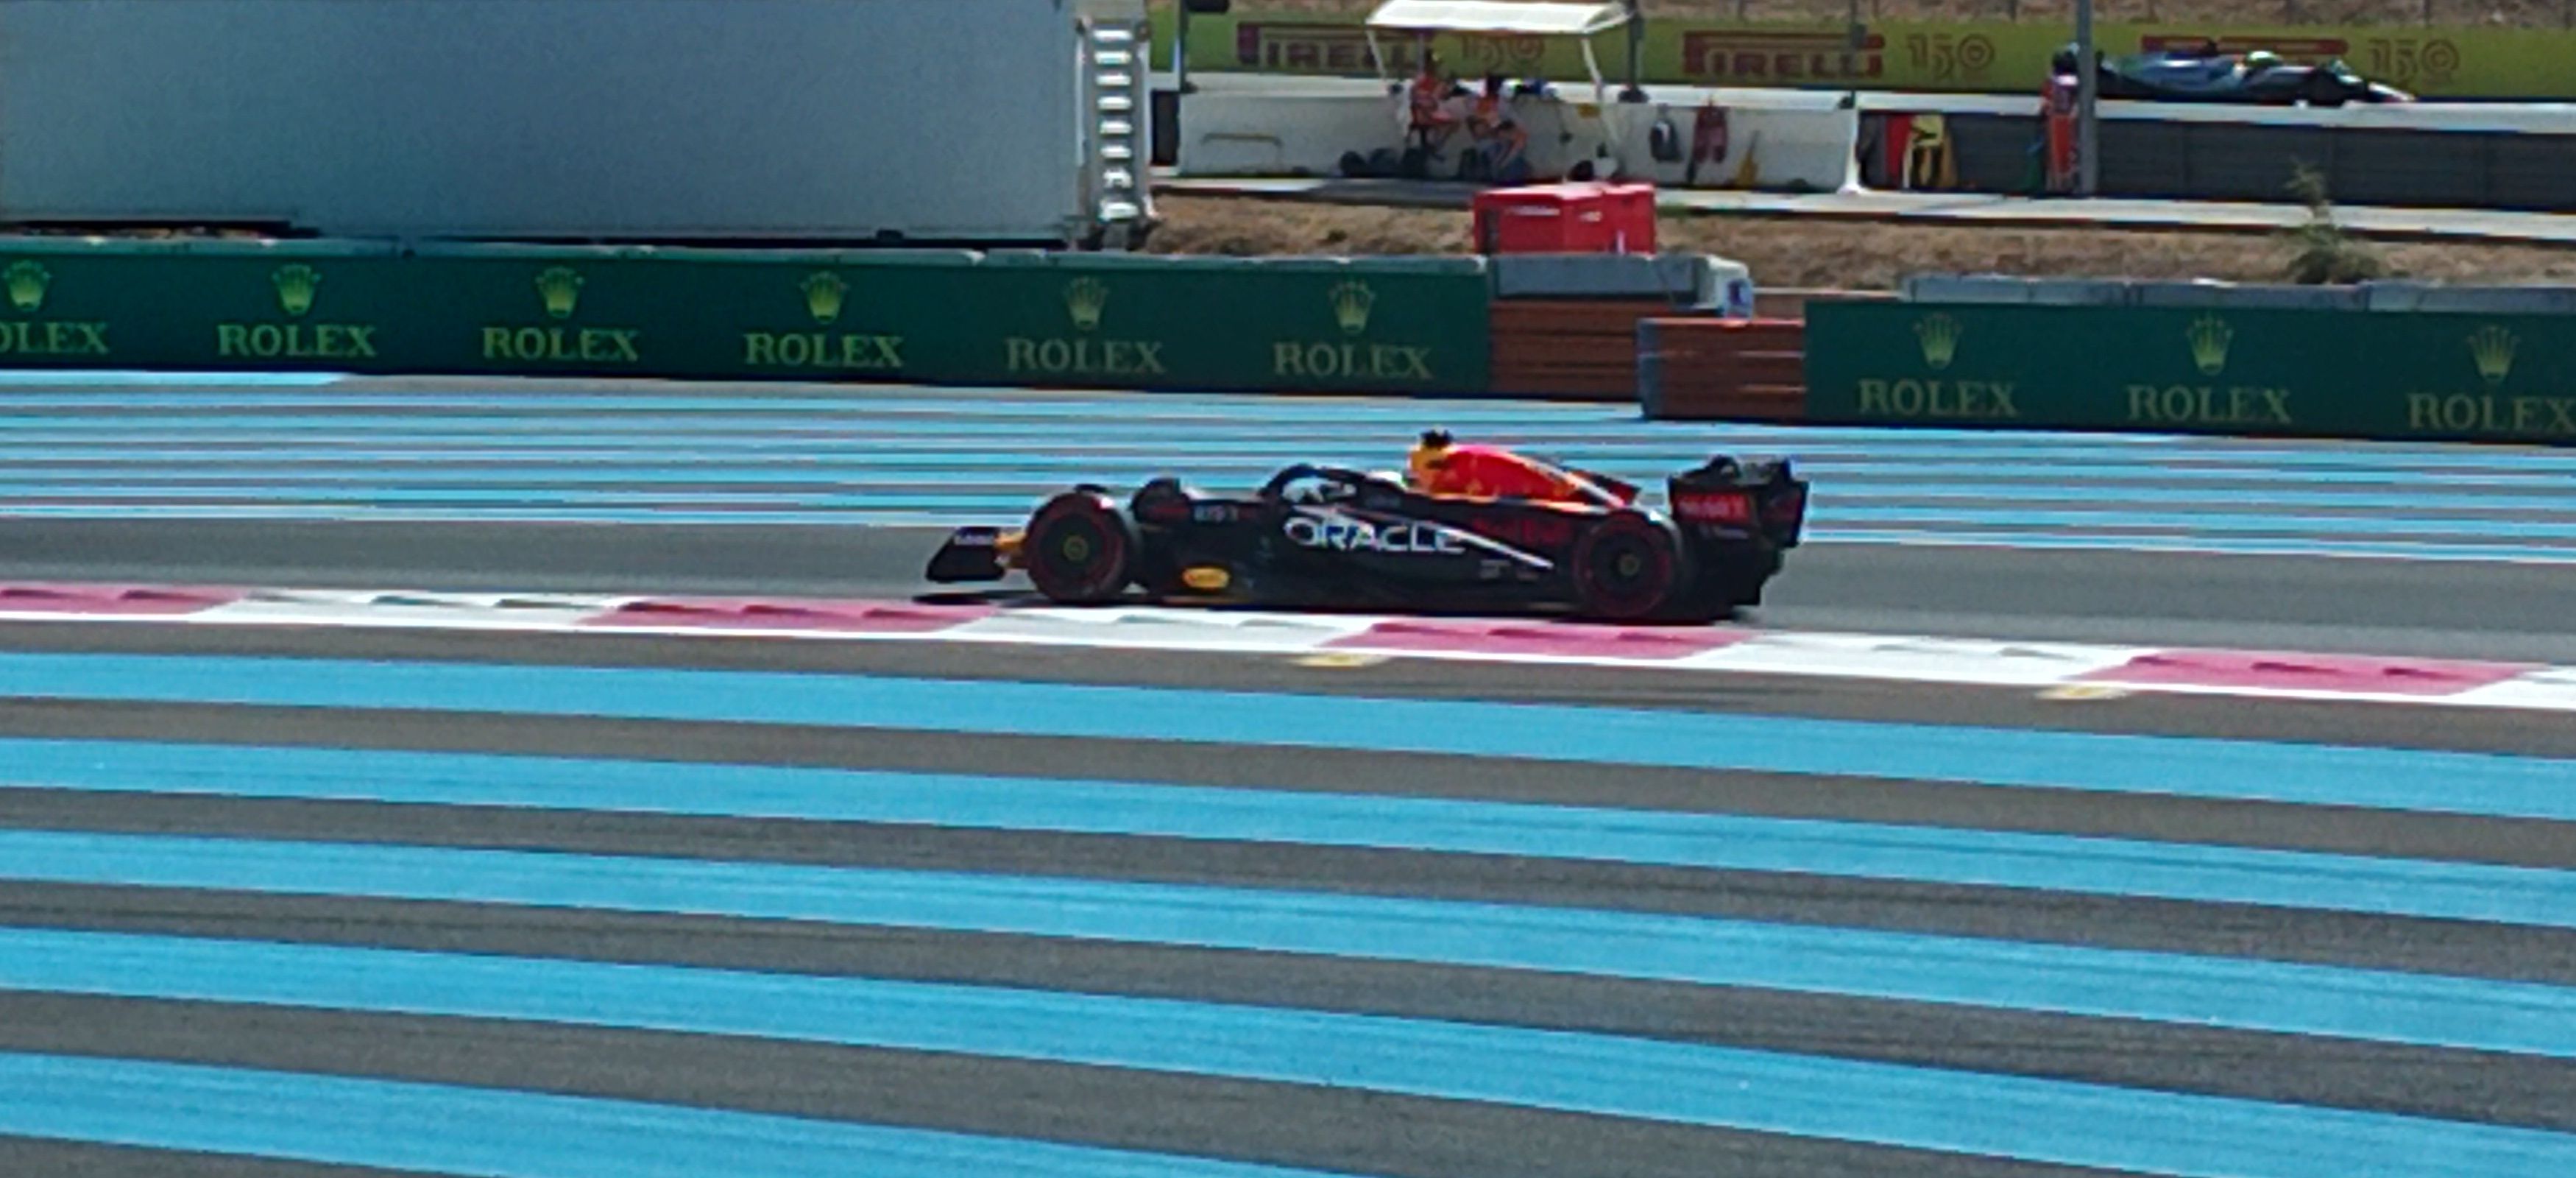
[1362,0,1630,38]
[1362,0,1632,102]
[1361,0,1641,178]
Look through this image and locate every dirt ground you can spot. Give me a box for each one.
[1259,0,2573,29]
[1144,193,2576,289]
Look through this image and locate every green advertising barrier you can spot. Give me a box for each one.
[0,239,1494,395]
[1805,300,2576,447]
[0,238,405,370]
[1150,10,2576,99]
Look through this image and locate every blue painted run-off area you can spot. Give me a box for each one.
[3,932,2575,1178]
[5,736,2570,931]
[0,652,2563,820]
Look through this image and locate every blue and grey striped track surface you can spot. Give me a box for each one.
[0,617,2570,1178]
[2,371,2575,564]
[1,370,2573,1177]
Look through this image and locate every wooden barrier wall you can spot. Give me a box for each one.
[1638,318,1808,422]
[1487,300,1685,402]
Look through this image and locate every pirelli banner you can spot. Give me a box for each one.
[0,240,1493,395]
[1803,300,2576,447]
[1156,11,2576,100]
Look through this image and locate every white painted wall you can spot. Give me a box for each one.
[1176,79,1859,192]
[0,0,1142,241]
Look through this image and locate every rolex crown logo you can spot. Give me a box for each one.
[2185,314,2234,377]
[2,261,50,314]
[1328,281,1376,336]
[800,271,849,325]
[2467,324,2517,387]
[1064,277,1109,333]
[535,267,584,320]
[1913,313,1961,370]
[270,264,322,318]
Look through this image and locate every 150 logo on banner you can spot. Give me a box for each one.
[1902,32,1998,82]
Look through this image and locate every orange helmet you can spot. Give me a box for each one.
[1408,428,1454,483]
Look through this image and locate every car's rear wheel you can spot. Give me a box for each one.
[1023,491,1139,605]
[1570,509,1690,621]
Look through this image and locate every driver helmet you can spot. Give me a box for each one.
[1408,428,1455,484]
[2244,51,2282,71]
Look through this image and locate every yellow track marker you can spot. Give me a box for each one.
[2039,683,2132,702]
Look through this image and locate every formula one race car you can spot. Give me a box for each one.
[925,454,1808,623]
[2052,43,2413,107]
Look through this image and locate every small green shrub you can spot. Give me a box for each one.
[2281,163,2389,286]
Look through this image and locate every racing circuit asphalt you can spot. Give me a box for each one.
[2,518,2572,663]
[1,375,2572,1178]
[1,373,2570,661]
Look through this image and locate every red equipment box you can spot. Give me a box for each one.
[1472,182,1657,255]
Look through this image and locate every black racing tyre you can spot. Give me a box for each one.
[1569,509,1691,621]
[1022,491,1139,605]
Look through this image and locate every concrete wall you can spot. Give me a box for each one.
[1177,85,1860,194]
[1864,106,2576,210]
[0,0,1134,241]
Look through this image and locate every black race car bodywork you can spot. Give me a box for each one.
[926,455,1809,623]
[2053,44,2413,107]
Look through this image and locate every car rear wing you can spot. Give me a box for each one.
[1667,456,1808,548]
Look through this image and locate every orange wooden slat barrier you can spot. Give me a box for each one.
[1487,299,1711,403]
[1638,317,1808,422]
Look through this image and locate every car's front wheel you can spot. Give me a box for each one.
[1022,491,1139,605]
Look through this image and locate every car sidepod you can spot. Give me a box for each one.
[1133,473,1566,610]
[1125,477,1281,602]
[1274,505,1534,601]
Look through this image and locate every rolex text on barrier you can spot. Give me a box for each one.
[0,240,1493,396]
[1805,300,2576,446]
[0,244,408,370]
